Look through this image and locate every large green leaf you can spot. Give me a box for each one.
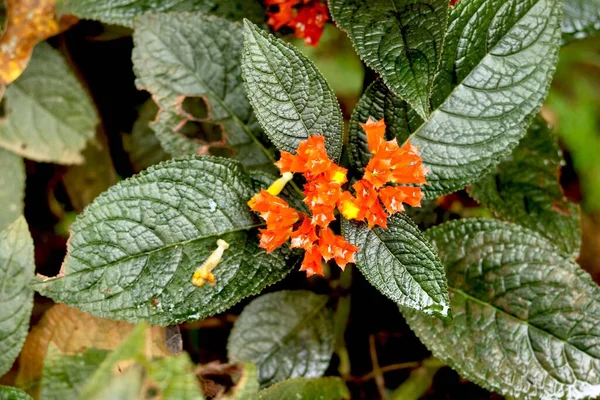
[0,217,34,376]
[404,219,600,400]
[349,0,562,197]
[31,157,292,326]
[469,117,581,257]
[329,0,449,119]
[0,149,25,230]
[132,13,272,168]
[241,21,343,162]
[0,386,32,400]
[55,0,265,27]
[228,291,334,388]
[562,0,600,43]
[0,43,98,164]
[254,377,350,400]
[342,214,450,319]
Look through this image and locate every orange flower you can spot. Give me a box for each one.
[290,216,319,250]
[248,190,299,253]
[276,135,332,178]
[318,228,359,269]
[265,0,329,47]
[300,245,324,276]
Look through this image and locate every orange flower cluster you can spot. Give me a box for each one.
[265,0,329,46]
[248,118,427,277]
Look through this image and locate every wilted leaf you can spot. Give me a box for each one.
[220,363,259,400]
[254,377,350,400]
[56,0,265,28]
[469,117,581,257]
[0,217,34,376]
[242,21,343,162]
[0,149,25,230]
[0,0,74,84]
[132,13,272,168]
[16,304,168,396]
[31,157,292,325]
[228,291,334,388]
[349,0,562,197]
[0,42,99,164]
[342,214,450,319]
[329,0,449,119]
[404,219,600,400]
[562,0,600,44]
[0,386,32,399]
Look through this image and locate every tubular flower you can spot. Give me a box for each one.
[264,0,330,46]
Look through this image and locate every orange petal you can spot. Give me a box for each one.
[290,216,319,250]
[360,118,387,154]
[299,245,324,276]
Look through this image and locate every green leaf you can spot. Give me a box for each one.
[132,13,272,168]
[0,386,32,400]
[404,219,600,400]
[342,214,450,319]
[241,21,344,162]
[254,377,350,400]
[31,156,292,326]
[0,43,98,164]
[350,0,563,197]
[55,0,265,28]
[469,117,581,258]
[348,79,423,171]
[562,0,600,44]
[329,0,449,119]
[147,355,206,400]
[0,149,25,230]
[221,363,259,400]
[41,346,108,400]
[0,217,34,376]
[228,291,334,388]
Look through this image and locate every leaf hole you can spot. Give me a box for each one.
[178,120,225,144]
[181,96,210,120]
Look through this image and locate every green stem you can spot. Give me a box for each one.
[333,265,353,379]
[389,357,445,400]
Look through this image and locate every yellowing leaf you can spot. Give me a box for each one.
[15,304,168,397]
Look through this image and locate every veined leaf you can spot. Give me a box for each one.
[0,217,34,376]
[342,214,450,319]
[349,0,562,197]
[132,13,272,168]
[562,0,600,43]
[0,43,98,164]
[404,219,600,400]
[55,0,265,27]
[0,386,32,400]
[228,291,334,388]
[329,0,449,119]
[31,157,292,326]
[254,377,350,400]
[0,149,25,230]
[241,21,343,162]
[469,117,581,257]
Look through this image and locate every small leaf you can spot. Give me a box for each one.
[342,214,450,319]
[469,117,581,257]
[404,219,600,400]
[562,0,600,44]
[56,0,266,28]
[0,43,99,164]
[41,346,108,400]
[329,0,449,119]
[255,377,350,400]
[147,354,206,400]
[31,157,292,325]
[349,0,563,196]
[133,13,272,168]
[0,386,32,400]
[228,291,334,388]
[221,363,259,400]
[0,149,25,230]
[242,21,343,162]
[0,217,34,377]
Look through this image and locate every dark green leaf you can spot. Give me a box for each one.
[469,117,581,257]
[342,214,450,319]
[41,346,108,400]
[562,0,600,44]
[241,21,343,162]
[0,217,34,376]
[228,291,334,388]
[55,0,265,28]
[329,0,449,119]
[31,157,292,326]
[132,13,272,168]
[350,0,562,197]
[0,149,25,230]
[404,219,600,400]
[0,386,32,400]
[254,377,350,400]
[0,43,98,164]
